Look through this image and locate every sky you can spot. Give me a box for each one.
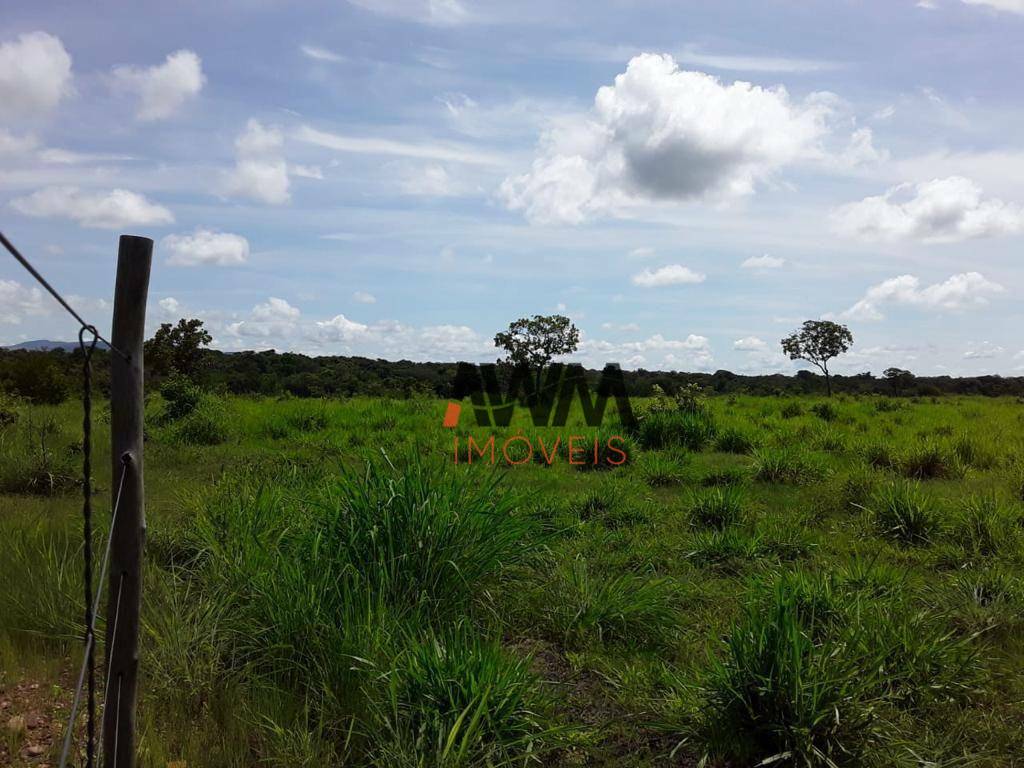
[1,0,1023,376]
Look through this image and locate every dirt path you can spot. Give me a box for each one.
[2,665,77,768]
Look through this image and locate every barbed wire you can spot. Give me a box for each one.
[0,230,128,360]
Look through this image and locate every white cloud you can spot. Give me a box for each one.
[673,45,841,74]
[112,50,204,121]
[10,186,174,229]
[502,53,832,223]
[294,124,503,166]
[831,176,1024,243]
[579,332,713,370]
[628,247,655,259]
[346,0,469,26]
[631,264,706,287]
[300,44,344,63]
[163,229,250,267]
[0,130,39,154]
[397,164,460,196]
[159,297,181,315]
[315,313,370,342]
[0,31,72,118]
[353,291,377,304]
[0,280,48,324]
[963,341,1005,359]
[222,119,291,205]
[962,0,1024,14]
[835,272,1005,321]
[741,254,785,269]
[289,164,324,180]
[228,297,300,338]
[734,336,768,351]
[601,322,641,332]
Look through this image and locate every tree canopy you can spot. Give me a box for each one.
[781,320,853,397]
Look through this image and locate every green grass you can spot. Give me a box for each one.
[2,393,1024,766]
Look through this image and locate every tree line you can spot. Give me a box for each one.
[2,316,1021,403]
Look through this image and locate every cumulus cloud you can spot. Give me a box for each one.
[835,272,1005,321]
[0,31,72,118]
[578,332,713,370]
[10,186,173,229]
[163,229,250,267]
[227,297,300,338]
[353,291,377,304]
[734,336,768,351]
[831,176,1024,242]
[159,297,181,315]
[962,0,1024,14]
[112,50,204,121]
[0,280,48,323]
[222,119,291,205]
[502,53,832,223]
[741,254,785,269]
[631,264,706,287]
[628,247,655,259]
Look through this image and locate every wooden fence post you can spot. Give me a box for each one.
[104,235,152,767]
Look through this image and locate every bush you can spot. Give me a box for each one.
[0,390,21,428]
[170,399,231,445]
[870,481,941,546]
[780,401,803,419]
[0,416,77,495]
[160,374,203,421]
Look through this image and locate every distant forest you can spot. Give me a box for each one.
[3,346,1024,404]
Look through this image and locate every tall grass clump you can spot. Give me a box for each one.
[751,446,825,485]
[869,481,941,546]
[694,579,881,766]
[714,426,755,454]
[536,558,677,648]
[637,451,688,487]
[950,493,1021,558]
[689,486,746,530]
[374,626,556,767]
[0,415,77,495]
[634,409,716,451]
[899,440,963,480]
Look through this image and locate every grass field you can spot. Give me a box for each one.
[2,390,1024,766]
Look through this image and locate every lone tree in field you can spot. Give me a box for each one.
[145,318,212,379]
[781,320,853,397]
[494,314,580,397]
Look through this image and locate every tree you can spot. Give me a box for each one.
[781,320,853,397]
[145,318,212,379]
[494,314,580,398]
[883,367,915,395]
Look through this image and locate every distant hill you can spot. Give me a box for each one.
[4,340,79,351]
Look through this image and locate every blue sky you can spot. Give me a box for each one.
[2,0,1023,375]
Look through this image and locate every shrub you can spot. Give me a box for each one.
[538,558,677,648]
[160,374,203,421]
[0,416,77,495]
[751,447,825,485]
[171,399,231,446]
[0,390,21,428]
[689,486,745,530]
[714,427,755,454]
[870,481,941,546]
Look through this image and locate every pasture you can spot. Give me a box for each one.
[2,391,1023,766]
